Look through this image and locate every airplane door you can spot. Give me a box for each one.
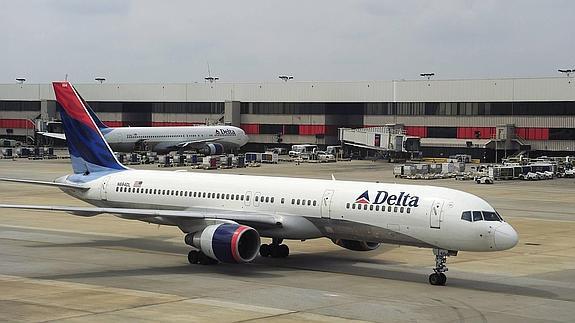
[254,192,261,207]
[430,200,444,229]
[321,189,335,219]
[100,178,108,201]
[244,191,252,206]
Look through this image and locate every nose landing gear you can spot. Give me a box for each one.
[429,248,457,286]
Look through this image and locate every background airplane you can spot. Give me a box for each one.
[0,81,518,286]
[39,85,248,155]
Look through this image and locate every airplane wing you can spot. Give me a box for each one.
[173,137,224,149]
[0,204,283,227]
[0,178,89,190]
[37,132,67,140]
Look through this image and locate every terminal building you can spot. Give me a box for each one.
[1,76,574,161]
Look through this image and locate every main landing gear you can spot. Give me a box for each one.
[429,248,456,286]
[187,250,218,265]
[259,238,289,258]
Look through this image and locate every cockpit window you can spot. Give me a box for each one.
[461,211,472,222]
[472,211,483,222]
[482,211,500,221]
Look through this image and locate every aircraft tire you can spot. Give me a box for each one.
[429,273,446,286]
[259,244,271,257]
[279,244,289,258]
[439,273,447,285]
[188,250,199,264]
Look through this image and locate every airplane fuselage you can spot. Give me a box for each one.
[102,126,248,153]
[59,170,517,253]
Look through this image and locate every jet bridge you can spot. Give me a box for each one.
[339,125,420,161]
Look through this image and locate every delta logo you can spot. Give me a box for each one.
[215,129,236,136]
[354,190,420,207]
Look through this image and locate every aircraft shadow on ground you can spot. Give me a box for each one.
[27,237,560,300]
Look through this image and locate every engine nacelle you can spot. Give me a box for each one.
[199,143,224,155]
[333,239,380,251]
[185,224,260,263]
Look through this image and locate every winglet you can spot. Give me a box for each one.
[52,81,127,175]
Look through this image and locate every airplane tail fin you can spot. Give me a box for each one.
[80,94,109,130]
[52,81,127,175]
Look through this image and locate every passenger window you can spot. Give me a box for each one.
[483,211,500,221]
[297,199,300,205]
[291,198,295,204]
[245,195,249,201]
[175,191,179,196]
[363,204,368,210]
[352,204,356,209]
[400,207,404,213]
[346,203,350,209]
[472,211,483,221]
[388,206,392,212]
[394,206,398,212]
[461,211,472,222]
[313,200,317,206]
[116,187,119,192]
[255,196,259,202]
[407,208,411,214]
[271,197,274,203]
[376,205,380,211]
[202,192,206,198]
[226,194,230,200]
[369,205,374,211]
[307,200,311,206]
[267,197,271,203]
[281,198,285,204]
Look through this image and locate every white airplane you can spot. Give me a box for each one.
[0,81,518,286]
[39,86,248,155]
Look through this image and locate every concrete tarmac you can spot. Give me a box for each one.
[1,158,574,322]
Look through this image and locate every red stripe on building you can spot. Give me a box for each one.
[516,127,549,140]
[405,126,427,138]
[457,127,496,139]
[299,125,338,136]
[0,119,35,129]
[241,123,260,134]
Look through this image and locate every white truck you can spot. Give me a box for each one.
[289,144,318,158]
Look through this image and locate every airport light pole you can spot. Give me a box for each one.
[95,77,106,84]
[205,76,219,83]
[279,75,294,82]
[558,69,574,77]
[420,73,435,80]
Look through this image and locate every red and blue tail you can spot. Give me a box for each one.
[53,81,127,175]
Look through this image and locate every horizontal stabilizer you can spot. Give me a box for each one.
[37,132,67,140]
[0,178,89,190]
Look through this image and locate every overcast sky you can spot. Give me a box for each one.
[0,0,573,83]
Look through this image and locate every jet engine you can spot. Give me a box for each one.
[333,239,380,251]
[199,143,224,155]
[185,224,260,263]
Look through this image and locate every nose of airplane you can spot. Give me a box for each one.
[494,223,519,250]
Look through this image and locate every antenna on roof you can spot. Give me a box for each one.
[205,62,219,83]
[65,74,68,81]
